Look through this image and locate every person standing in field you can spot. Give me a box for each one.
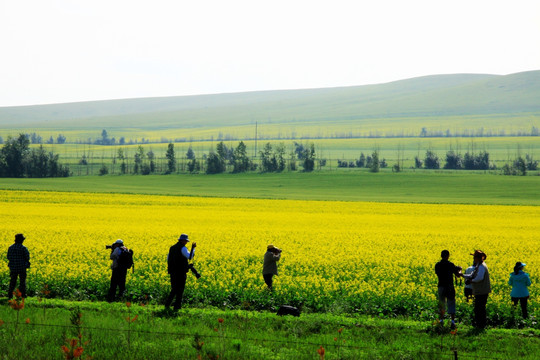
[263,244,282,290]
[508,262,531,318]
[7,233,30,299]
[463,262,475,303]
[107,239,131,302]
[165,234,196,311]
[434,250,462,328]
[463,250,491,329]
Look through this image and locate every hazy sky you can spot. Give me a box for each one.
[1,0,539,107]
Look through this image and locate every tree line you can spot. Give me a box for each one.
[0,134,70,177]
[2,124,538,148]
[1,134,537,177]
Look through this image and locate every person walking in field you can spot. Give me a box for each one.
[463,250,491,329]
[7,233,31,299]
[508,262,531,318]
[107,239,133,302]
[263,244,282,290]
[165,234,196,311]
[434,250,462,328]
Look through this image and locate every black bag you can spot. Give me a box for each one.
[118,248,134,270]
[277,305,300,317]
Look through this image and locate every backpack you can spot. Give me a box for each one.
[117,248,134,270]
[277,305,300,317]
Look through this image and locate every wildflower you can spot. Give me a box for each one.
[62,338,84,360]
[0,319,4,326]
[25,318,30,324]
[9,298,25,310]
[317,346,325,359]
[126,302,132,308]
[338,328,343,334]
[73,347,84,358]
[218,318,224,323]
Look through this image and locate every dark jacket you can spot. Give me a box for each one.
[168,243,188,274]
[7,243,30,272]
[435,259,460,288]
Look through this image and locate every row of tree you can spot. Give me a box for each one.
[190,141,316,174]
[0,135,70,177]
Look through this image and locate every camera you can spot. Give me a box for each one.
[106,245,113,249]
[188,264,201,279]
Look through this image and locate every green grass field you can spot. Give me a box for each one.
[1,171,539,205]
[1,298,539,359]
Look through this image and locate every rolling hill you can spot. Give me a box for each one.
[0,70,539,132]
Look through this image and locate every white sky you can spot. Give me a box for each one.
[1,0,539,107]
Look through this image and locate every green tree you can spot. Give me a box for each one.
[0,134,30,177]
[302,143,315,172]
[188,158,200,173]
[232,141,251,173]
[370,150,380,173]
[147,150,155,173]
[133,146,145,174]
[514,156,527,176]
[260,143,277,172]
[444,150,463,170]
[206,151,226,174]
[117,148,126,174]
[275,143,286,172]
[186,146,195,160]
[424,150,440,169]
[216,142,229,164]
[166,143,176,174]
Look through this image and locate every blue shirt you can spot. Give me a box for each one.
[7,243,30,272]
[509,270,531,298]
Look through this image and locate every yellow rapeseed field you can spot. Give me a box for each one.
[1,190,538,317]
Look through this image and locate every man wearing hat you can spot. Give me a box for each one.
[165,234,196,310]
[262,244,282,290]
[463,250,491,329]
[107,239,129,302]
[508,262,531,318]
[7,233,31,299]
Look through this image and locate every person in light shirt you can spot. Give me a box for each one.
[165,234,196,311]
[462,250,491,329]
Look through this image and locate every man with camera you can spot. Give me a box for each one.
[106,239,131,302]
[263,244,282,290]
[165,233,197,311]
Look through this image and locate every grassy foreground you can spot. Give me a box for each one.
[1,297,539,360]
[1,171,540,205]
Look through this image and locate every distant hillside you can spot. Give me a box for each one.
[0,70,539,131]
